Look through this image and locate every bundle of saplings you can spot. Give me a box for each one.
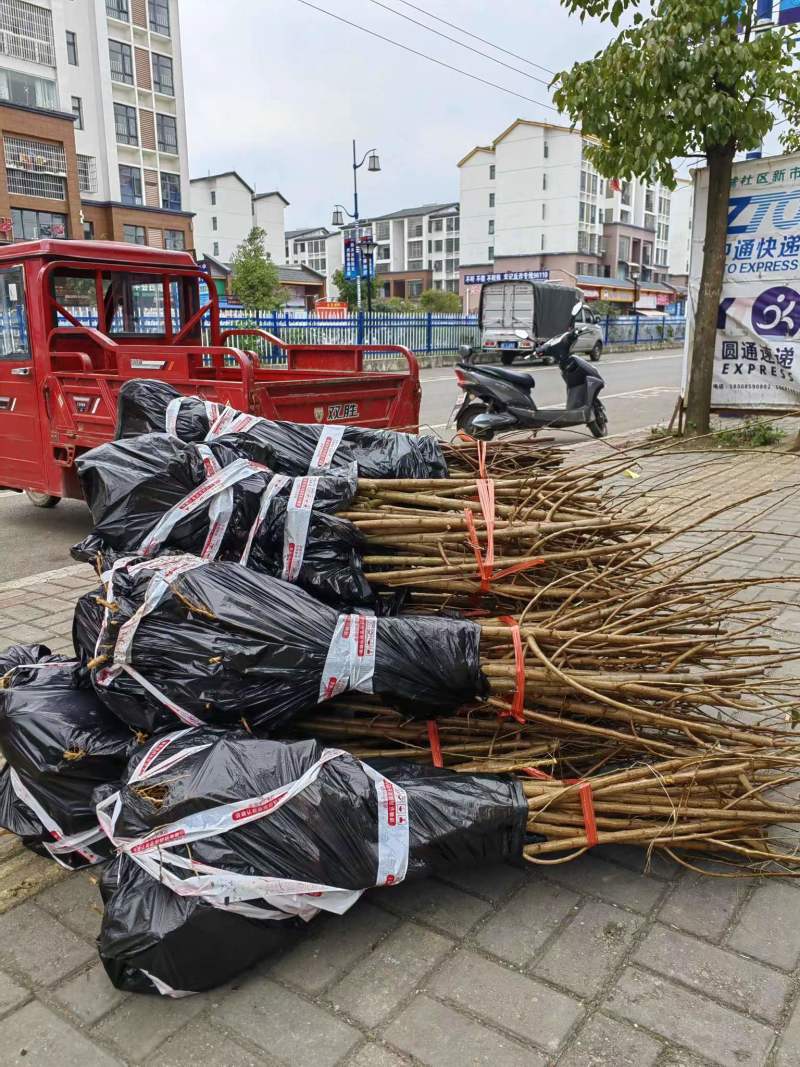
[0,644,138,868]
[95,728,526,995]
[74,556,486,735]
[114,378,448,479]
[72,432,372,608]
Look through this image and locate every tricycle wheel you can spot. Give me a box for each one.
[25,490,61,508]
[456,403,495,441]
[500,352,516,366]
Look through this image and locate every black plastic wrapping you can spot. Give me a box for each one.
[96,729,526,995]
[0,645,137,868]
[114,378,448,479]
[74,558,487,735]
[73,433,372,608]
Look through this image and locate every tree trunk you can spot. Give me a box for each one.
[684,142,737,437]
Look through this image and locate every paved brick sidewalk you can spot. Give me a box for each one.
[1,451,800,1066]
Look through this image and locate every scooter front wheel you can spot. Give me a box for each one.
[456,402,495,441]
[588,399,608,439]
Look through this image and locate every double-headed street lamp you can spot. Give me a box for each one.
[332,140,381,311]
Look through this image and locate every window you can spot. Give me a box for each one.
[106,0,128,19]
[71,95,83,130]
[119,164,142,205]
[0,68,56,109]
[123,224,146,245]
[213,241,219,256]
[164,229,185,250]
[408,280,423,299]
[211,216,217,231]
[114,102,137,145]
[446,216,459,232]
[445,258,458,273]
[543,141,549,158]
[542,173,547,191]
[407,217,423,238]
[489,192,495,208]
[645,189,655,213]
[11,208,66,240]
[5,135,66,200]
[152,52,174,95]
[149,0,170,34]
[108,39,133,84]
[488,246,494,260]
[210,190,216,206]
[432,259,443,272]
[65,30,77,65]
[618,235,630,261]
[77,154,97,194]
[0,1,55,66]
[377,244,390,260]
[542,203,546,220]
[375,220,390,240]
[156,113,177,153]
[407,240,423,259]
[0,267,28,360]
[83,220,94,240]
[106,274,167,334]
[489,164,495,179]
[488,219,494,235]
[160,171,181,210]
[541,234,546,251]
[620,209,631,224]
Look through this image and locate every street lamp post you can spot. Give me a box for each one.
[331,140,380,311]
[361,235,377,314]
[629,265,641,311]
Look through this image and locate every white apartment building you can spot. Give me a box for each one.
[459,119,673,299]
[667,176,693,285]
[190,171,286,262]
[325,202,459,300]
[0,0,193,248]
[286,226,332,274]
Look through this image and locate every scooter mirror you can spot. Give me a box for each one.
[459,344,474,362]
[571,301,584,318]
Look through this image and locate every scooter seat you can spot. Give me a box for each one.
[483,366,536,390]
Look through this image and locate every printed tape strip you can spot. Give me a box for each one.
[9,768,104,866]
[318,613,377,702]
[97,745,409,914]
[239,473,291,565]
[309,425,346,471]
[165,396,225,437]
[282,476,320,581]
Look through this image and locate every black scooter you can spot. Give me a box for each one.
[452,303,608,440]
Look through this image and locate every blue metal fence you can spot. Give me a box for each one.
[58,306,685,363]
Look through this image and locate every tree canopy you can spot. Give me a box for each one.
[229,227,285,311]
[553,0,800,435]
[420,288,462,313]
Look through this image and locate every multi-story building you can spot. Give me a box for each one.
[458,119,674,305]
[190,171,286,262]
[667,176,693,288]
[0,0,193,249]
[325,202,460,300]
[285,226,332,275]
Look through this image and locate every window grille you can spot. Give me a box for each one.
[0,0,55,66]
[77,154,97,194]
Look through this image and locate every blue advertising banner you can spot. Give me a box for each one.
[779,0,800,24]
[343,238,360,281]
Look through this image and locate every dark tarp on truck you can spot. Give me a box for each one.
[479,281,581,342]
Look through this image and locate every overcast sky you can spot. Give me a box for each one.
[179,0,786,229]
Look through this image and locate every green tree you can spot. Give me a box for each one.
[229,226,285,310]
[552,0,800,435]
[331,269,387,311]
[420,288,462,313]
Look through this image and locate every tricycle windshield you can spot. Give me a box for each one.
[0,266,29,360]
[49,267,201,341]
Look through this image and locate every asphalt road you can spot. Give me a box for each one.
[0,347,682,583]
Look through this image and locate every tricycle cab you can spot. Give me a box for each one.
[0,240,421,502]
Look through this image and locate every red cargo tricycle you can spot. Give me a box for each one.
[0,239,421,506]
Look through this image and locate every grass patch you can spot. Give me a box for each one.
[714,418,786,449]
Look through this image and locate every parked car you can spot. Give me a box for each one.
[464,280,603,365]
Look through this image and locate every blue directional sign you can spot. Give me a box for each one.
[343,238,360,281]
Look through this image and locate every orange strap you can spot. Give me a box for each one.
[498,615,525,724]
[463,478,495,592]
[521,767,598,847]
[477,440,488,480]
[427,720,444,768]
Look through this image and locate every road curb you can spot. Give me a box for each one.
[0,562,93,594]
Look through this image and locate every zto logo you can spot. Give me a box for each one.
[728,190,800,236]
[313,407,324,422]
[752,286,800,338]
